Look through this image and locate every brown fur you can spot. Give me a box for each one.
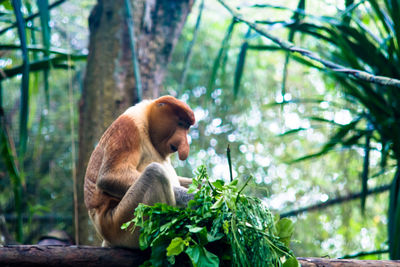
[84,95,195,248]
[84,115,140,210]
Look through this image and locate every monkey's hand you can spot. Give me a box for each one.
[174,186,194,207]
[178,177,193,188]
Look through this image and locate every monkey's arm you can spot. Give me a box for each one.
[174,186,193,206]
[175,177,194,207]
[96,115,142,199]
[97,166,141,199]
[178,177,193,188]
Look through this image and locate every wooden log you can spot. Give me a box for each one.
[0,245,148,267]
[1,246,400,266]
[298,257,400,266]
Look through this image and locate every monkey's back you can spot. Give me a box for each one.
[84,143,106,210]
[84,113,141,210]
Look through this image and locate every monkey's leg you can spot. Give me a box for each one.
[100,162,176,248]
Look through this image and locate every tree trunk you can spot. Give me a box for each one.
[76,0,194,245]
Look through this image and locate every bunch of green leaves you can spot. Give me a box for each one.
[122,166,298,267]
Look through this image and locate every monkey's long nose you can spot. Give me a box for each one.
[178,142,189,160]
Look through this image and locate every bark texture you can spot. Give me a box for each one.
[77,0,194,245]
[0,245,147,267]
[0,246,399,267]
[298,257,400,267]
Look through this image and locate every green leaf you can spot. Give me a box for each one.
[212,179,224,190]
[139,228,150,249]
[167,237,186,256]
[292,117,362,162]
[178,0,204,94]
[361,129,372,214]
[120,221,132,230]
[185,245,219,267]
[233,28,250,97]
[193,226,208,245]
[207,232,224,242]
[1,1,13,10]
[229,179,238,186]
[36,0,50,52]
[187,226,205,233]
[283,256,300,267]
[12,0,30,156]
[281,0,305,94]
[278,127,308,137]
[36,0,51,107]
[207,18,236,97]
[149,242,170,267]
[211,196,224,209]
[276,218,295,247]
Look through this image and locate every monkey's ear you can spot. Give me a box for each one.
[155,96,195,125]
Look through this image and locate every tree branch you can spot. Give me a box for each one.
[0,54,86,81]
[218,0,400,88]
[280,184,390,218]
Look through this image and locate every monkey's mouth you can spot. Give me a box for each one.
[170,144,178,152]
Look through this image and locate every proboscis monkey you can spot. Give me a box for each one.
[84,95,195,248]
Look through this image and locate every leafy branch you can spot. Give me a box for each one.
[123,166,298,267]
[218,0,400,89]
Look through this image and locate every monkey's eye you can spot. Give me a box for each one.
[178,121,190,129]
[170,144,178,152]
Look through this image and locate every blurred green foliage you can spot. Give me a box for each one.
[166,0,394,259]
[0,0,396,260]
[0,0,90,243]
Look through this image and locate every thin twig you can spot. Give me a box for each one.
[236,175,252,204]
[218,0,400,88]
[340,249,388,259]
[227,145,233,182]
[66,27,79,245]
